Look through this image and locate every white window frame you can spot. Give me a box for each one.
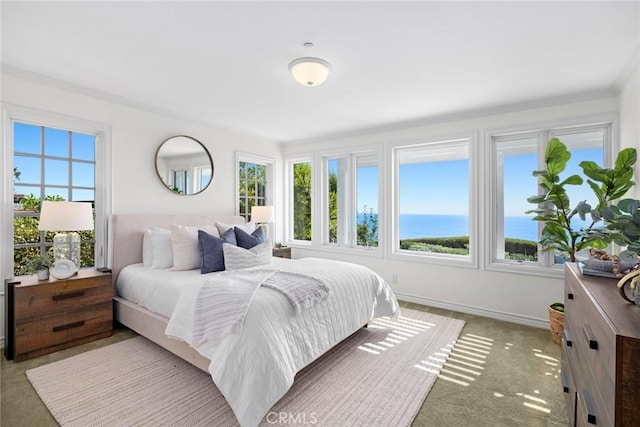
[2,104,112,279]
[484,116,616,278]
[285,155,314,246]
[319,149,382,252]
[389,134,477,268]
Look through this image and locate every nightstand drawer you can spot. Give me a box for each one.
[14,275,112,319]
[15,301,112,355]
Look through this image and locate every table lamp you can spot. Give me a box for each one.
[251,205,274,242]
[38,201,94,270]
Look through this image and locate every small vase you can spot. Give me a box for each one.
[37,269,49,281]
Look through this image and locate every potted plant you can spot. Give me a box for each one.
[25,253,54,280]
[526,138,636,262]
[526,138,637,342]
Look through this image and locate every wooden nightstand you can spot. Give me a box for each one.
[5,269,113,362]
[272,247,291,259]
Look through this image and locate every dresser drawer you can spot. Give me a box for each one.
[576,387,613,427]
[565,276,616,422]
[14,275,112,319]
[15,301,112,354]
[561,342,577,427]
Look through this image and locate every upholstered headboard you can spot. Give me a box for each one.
[108,214,245,290]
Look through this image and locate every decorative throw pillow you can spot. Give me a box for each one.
[142,229,153,267]
[223,241,272,270]
[170,224,215,271]
[199,228,237,273]
[215,221,255,236]
[150,227,173,269]
[234,226,266,249]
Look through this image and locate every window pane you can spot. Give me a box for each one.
[72,162,95,187]
[72,132,96,160]
[550,131,604,264]
[356,155,378,247]
[44,127,69,157]
[498,139,539,262]
[72,189,95,202]
[398,143,469,255]
[44,187,68,200]
[327,158,343,244]
[14,156,41,184]
[293,162,312,241]
[14,122,41,154]
[44,159,69,185]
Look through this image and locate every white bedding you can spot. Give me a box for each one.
[118,257,399,427]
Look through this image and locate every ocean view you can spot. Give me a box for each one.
[359,213,595,242]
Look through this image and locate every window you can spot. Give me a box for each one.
[13,122,97,275]
[394,139,471,259]
[289,160,312,242]
[238,161,267,221]
[490,125,607,269]
[324,153,379,248]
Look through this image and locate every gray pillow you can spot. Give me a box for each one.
[199,228,237,273]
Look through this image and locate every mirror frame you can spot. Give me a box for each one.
[154,135,214,196]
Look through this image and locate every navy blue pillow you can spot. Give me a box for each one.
[198,228,237,273]
[234,226,265,249]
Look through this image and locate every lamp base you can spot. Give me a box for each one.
[53,232,81,270]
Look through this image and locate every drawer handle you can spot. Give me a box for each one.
[560,372,569,393]
[564,328,573,347]
[582,325,598,350]
[53,321,85,332]
[580,388,597,424]
[52,291,85,301]
[567,291,574,300]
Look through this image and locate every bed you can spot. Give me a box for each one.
[109,214,399,427]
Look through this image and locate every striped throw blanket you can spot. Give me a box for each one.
[192,268,329,345]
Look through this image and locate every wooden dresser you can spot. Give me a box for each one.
[5,269,113,362]
[563,263,640,426]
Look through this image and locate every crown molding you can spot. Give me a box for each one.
[1,64,279,145]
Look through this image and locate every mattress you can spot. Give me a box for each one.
[116,259,291,318]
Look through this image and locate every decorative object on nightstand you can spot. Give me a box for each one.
[38,201,94,271]
[272,246,291,259]
[251,205,274,242]
[24,252,54,281]
[4,269,113,362]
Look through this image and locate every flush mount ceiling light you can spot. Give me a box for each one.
[289,54,331,87]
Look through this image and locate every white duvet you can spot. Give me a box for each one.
[165,257,399,427]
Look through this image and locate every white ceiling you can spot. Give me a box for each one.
[2,1,639,143]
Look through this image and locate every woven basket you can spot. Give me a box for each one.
[548,305,564,345]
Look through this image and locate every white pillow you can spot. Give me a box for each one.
[171,224,218,271]
[223,241,272,270]
[142,229,153,267]
[216,221,255,236]
[150,227,173,269]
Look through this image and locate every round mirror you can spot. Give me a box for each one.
[155,135,214,195]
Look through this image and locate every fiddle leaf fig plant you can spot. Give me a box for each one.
[598,199,640,257]
[526,138,636,262]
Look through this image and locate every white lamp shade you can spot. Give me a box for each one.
[38,201,94,231]
[251,205,274,224]
[289,57,331,87]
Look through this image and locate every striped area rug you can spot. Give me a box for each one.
[26,308,464,427]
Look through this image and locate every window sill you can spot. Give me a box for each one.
[484,260,564,279]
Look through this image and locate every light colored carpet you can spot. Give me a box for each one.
[26,308,464,427]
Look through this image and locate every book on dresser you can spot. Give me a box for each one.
[563,263,640,427]
[4,268,113,362]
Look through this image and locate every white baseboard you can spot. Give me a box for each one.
[394,291,550,330]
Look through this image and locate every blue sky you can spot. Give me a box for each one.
[353,147,602,217]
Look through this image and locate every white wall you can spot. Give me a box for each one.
[0,71,283,346]
[619,61,640,197]
[283,95,629,328]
